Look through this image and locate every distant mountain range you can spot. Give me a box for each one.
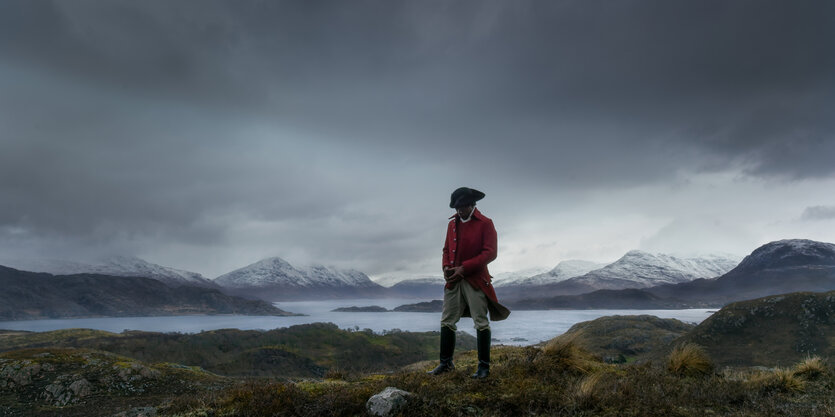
[0,265,293,320]
[379,252,739,301]
[647,239,835,304]
[499,251,740,300]
[214,257,389,301]
[5,239,832,309]
[512,239,835,309]
[573,251,739,289]
[1,256,218,288]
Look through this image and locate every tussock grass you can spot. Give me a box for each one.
[537,331,602,375]
[792,355,827,380]
[667,343,713,377]
[747,368,805,393]
[572,371,607,407]
[157,340,833,417]
[14,329,834,416]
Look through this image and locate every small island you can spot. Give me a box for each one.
[331,306,389,313]
[393,300,443,312]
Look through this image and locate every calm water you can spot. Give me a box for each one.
[0,298,715,346]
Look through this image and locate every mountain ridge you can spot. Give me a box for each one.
[511,239,835,309]
[214,256,389,301]
[0,256,217,288]
[500,251,740,301]
[0,265,293,320]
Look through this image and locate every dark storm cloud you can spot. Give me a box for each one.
[1,0,833,273]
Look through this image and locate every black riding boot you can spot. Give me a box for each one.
[471,328,490,379]
[428,326,456,375]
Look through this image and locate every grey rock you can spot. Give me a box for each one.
[43,375,92,406]
[69,378,93,398]
[0,361,41,387]
[366,386,412,417]
[44,381,70,406]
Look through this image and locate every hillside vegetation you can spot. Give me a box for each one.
[0,347,227,417]
[165,336,835,417]
[5,330,835,417]
[0,324,476,378]
[0,266,291,320]
[552,315,695,363]
[674,290,835,367]
[6,289,835,415]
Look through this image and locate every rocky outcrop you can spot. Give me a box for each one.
[43,375,93,405]
[366,386,412,416]
[0,348,225,412]
[0,359,54,388]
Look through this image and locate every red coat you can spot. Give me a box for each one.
[442,208,510,321]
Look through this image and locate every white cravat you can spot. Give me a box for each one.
[460,208,474,223]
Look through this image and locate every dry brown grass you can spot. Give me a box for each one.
[747,368,805,393]
[792,355,827,380]
[536,331,602,375]
[572,371,606,407]
[667,343,713,377]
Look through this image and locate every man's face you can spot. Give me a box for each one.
[456,205,475,220]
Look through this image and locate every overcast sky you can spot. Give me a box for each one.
[1,1,834,280]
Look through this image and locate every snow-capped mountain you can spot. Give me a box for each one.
[0,256,216,288]
[563,251,741,290]
[490,267,551,287]
[380,276,444,287]
[495,262,605,287]
[648,239,835,304]
[215,257,378,288]
[729,239,835,274]
[370,275,436,288]
[214,257,387,301]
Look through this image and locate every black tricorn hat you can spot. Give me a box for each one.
[449,187,486,208]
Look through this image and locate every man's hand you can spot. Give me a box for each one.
[445,266,464,283]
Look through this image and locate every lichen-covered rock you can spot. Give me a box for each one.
[114,362,161,382]
[0,361,42,387]
[42,375,93,405]
[366,386,411,417]
[69,378,93,398]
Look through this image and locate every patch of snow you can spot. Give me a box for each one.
[372,276,442,288]
[214,257,378,289]
[568,251,741,289]
[0,256,214,287]
[494,263,597,287]
[732,239,835,272]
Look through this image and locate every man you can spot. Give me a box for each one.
[428,187,510,379]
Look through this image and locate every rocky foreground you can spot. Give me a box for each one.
[4,289,835,416]
[3,336,832,417]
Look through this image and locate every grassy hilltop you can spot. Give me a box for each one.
[143,336,835,416]
[4,329,835,417]
[4,290,835,416]
[550,315,695,363]
[0,323,476,379]
[676,291,835,367]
